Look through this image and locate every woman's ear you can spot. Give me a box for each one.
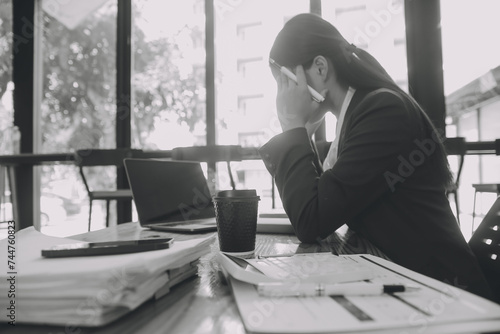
[312,55,330,81]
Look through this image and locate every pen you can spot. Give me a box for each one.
[257,282,420,297]
[256,253,296,259]
[269,58,325,103]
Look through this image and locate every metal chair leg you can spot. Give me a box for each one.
[105,200,110,227]
[472,190,478,235]
[88,199,93,231]
[454,191,460,226]
[271,177,276,209]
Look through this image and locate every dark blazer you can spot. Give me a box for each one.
[259,88,492,299]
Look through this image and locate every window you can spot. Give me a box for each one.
[441,0,500,228]
[132,0,206,150]
[39,0,117,234]
[214,0,309,210]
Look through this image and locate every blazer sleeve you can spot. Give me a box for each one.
[259,92,417,243]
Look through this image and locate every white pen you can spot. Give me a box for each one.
[269,58,325,103]
[257,282,420,297]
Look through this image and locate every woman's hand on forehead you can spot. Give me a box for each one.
[275,65,323,132]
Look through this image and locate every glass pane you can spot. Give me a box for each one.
[132,0,206,150]
[0,0,14,155]
[441,0,500,233]
[39,0,117,235]
[41,0,117,152]
[214,0,309,210]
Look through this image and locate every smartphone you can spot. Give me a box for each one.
[41,238,174,258]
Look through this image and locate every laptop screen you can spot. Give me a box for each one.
[124,159,215,226]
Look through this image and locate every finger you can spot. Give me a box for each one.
[295,65,308,89]
[280,72,289,90]
[319,89,328,102]
[286,76,296,89]
[276,72,282,91]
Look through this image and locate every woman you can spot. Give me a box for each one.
[259,13,492,299]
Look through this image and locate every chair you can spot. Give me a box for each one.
[75,148,141,231]
[171,145,243,191]
[468,196,500,304]
[472,139,500,231]
[444,137,466,226]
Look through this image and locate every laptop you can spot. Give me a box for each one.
[124,158,218,233]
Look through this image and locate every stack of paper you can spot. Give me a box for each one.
[0,227,215,327]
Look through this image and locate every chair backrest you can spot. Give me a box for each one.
[74,148,143,192]
[468,196,500,303]
[444,137,466,187]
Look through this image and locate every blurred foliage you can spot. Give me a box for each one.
[41,3,117,152]
[39,0,205,152]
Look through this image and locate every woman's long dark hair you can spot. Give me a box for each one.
[270,13,453,188]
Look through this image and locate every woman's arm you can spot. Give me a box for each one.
[260,92,416,243]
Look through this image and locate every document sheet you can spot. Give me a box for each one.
[223,254,500,333]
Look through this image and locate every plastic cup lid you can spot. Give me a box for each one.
[215,189,257,198]
[213,189,260,201]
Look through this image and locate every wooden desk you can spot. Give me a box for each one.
[0,222,389,334]
[2,223,500,334]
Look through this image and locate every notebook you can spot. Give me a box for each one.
[124,158,218,233]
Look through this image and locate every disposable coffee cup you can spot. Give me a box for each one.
[213,189,260,257]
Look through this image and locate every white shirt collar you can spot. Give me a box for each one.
[323,87,356,171]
